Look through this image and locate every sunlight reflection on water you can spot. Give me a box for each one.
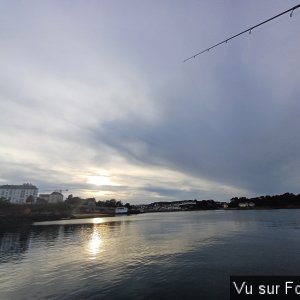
[92,217,104,224]
[88,229,102,257]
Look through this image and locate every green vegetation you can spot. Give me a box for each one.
[96,199,124,207]
[0,197,10,207]
[64,195,123,207]
[0,201,73,225]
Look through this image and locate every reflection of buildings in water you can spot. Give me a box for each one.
[0,228,31,258]
[0,218,132,262]
[31,225,62,244]
[0,225,63,262]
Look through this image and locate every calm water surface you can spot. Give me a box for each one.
[1,209,300,299]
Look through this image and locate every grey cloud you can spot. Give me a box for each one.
[94,54,300,196]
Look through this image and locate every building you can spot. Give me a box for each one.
[39,192,64,203]
[0,184,38,204]
[49,192,63,203]
[115,207,128,214]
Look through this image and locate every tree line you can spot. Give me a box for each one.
[229,193,300,208]
[65,195,130,208]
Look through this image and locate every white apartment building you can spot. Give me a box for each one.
[0,184,38,204]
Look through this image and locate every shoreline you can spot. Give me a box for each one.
[0,212,134,228]
[2,206,300,228]
[71,213,117,219]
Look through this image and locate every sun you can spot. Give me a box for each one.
[87,175,112,186]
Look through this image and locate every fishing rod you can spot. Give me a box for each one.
[184,4,300,62]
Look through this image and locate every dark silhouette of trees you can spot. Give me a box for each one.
[25,195,35,204]
[65,196,84,206]
[36,197,47,204]
[96,199,124,207]
[0,197,10,207]
[229,193,300,208]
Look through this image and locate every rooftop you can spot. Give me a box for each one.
[0,184,38,190]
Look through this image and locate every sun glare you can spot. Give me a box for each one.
[93,217,104,224]
[88,175,112,186]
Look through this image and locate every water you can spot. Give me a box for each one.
[1,209,300,300]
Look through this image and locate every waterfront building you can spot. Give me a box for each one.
[115,207,128,214]
[0,184,38,204]
[39,192,64,203]
[48,192,64,203]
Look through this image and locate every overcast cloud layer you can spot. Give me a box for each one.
[1,0,300,203]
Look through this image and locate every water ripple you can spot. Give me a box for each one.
[2,210,300,299]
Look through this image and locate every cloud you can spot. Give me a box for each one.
[1,1,300,203]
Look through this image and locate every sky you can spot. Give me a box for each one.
[1,0,300,204]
